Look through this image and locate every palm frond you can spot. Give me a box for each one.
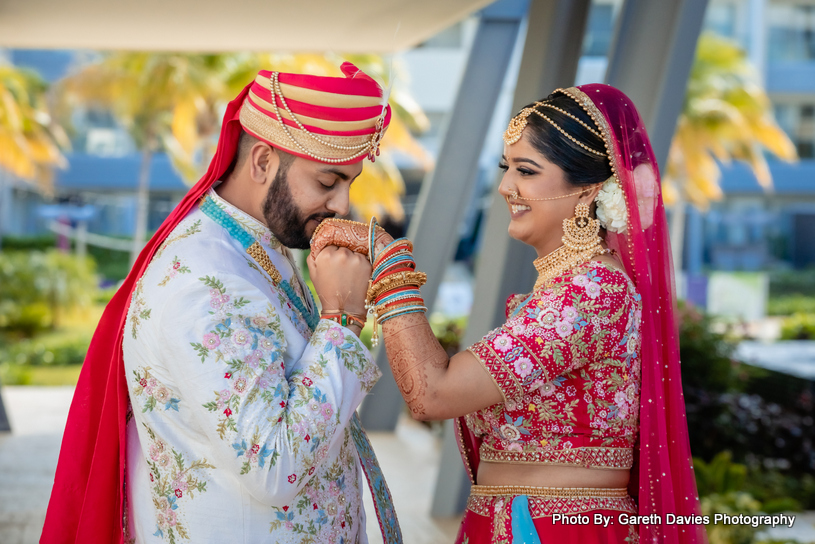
[665,33,797,208]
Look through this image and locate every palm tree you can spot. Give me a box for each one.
[0,64,67,186]
[60,53,234,264]
[663,33,797,270]
[0,63,68,248]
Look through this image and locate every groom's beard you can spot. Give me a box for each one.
[262,168,334,250]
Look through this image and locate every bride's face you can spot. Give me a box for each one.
[497,131,589,255]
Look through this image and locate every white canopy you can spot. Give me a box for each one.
[0,0,494,52]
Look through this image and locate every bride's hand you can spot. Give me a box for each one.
[309,219,393,260]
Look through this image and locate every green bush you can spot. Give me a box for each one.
[745,468,815,513]
[429,315,467,356]
[0,250,98,335]
[701,491,763,544]
[694,451,748,497]
[0,234,58,251]
[769,270,815,298]
[677,302,745,393]
[0,331,90,366]
[679,301,815,511]
[779,313,815,340]
[766,295,815,316]
[1,235,132,282]
[695,453,765,544]
[87,245,131,281]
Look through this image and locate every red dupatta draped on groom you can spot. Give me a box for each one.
[456,84,706,544]
[41,85,250,544]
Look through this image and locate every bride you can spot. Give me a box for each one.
[309,84,705,544]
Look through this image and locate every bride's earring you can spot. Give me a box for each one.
[562,202,601,251]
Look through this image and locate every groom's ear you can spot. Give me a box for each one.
[249,142,279,185]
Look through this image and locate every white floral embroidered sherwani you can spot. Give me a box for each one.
[123,189,381,544]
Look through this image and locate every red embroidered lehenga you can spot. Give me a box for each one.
[454,85,706,544]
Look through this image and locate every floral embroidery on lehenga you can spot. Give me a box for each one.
[466,261,642,465]
[132,367,180,412]
[143,424,214,544]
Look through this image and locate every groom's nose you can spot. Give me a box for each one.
[325,188,351,217]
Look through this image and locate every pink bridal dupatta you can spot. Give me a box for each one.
[456,83,706,544]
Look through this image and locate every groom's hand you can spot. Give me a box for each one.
[308,245,372,317]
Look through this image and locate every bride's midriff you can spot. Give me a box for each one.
[477,460,630,488]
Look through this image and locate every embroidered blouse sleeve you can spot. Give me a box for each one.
[468,266,629,403]
[159,274,380,507]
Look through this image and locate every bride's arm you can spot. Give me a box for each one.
[382,312,503,421]
[308,218,503,419]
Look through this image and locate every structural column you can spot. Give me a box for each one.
[604,0,710,172]
[0,171,9,431]
[431,0,593,517]
[360,0,529,432]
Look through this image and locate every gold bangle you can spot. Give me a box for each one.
[366,279,425,305]
[368,271,427,295]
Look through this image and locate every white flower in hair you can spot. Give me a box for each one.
[595,176,628,233]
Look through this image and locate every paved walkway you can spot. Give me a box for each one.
[3,386,813,544]
[0,386,75,544]
[0,386,460,544]
[736,340,815,380]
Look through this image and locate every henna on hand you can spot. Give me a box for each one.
[309,218,393,260]
[383,313,448,416]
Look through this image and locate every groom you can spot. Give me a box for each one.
[42,64,401,544]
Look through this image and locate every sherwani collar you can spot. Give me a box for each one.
[207,188,282,252]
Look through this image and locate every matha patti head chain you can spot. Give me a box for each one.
[503,101,607,158]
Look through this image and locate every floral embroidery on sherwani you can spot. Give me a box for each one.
[158,256,191,287]
[269,428,363,541]
[122,201,381,544]
[132,367,180,412]
[155,219,202,259]
[143,424,215,543]
[466,261,642,467]
[129,278,151,339]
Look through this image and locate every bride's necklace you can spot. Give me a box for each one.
[533,244,612,291]
[199,196,320,331]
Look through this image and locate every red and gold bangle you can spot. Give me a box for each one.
[374,243,413,265]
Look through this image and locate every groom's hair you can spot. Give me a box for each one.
[224,130,295,181]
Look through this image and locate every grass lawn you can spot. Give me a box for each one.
[0,364,84,386]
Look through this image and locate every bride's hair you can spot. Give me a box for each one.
[518,93,612,187]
